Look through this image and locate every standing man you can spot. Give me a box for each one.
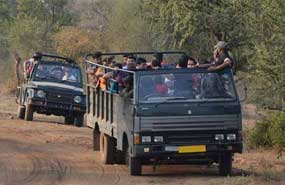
[208,41,233,71]
[23,52,42,80]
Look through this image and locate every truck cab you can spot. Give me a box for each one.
[85,52,242,175]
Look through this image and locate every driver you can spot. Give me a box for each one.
[62,67,76,82]
[50,67,63,80]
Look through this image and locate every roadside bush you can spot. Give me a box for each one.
[249,112,285,151]
[2,76,18,95]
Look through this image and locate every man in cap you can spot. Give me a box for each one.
[208,41,233,71]
[23,52,42,80]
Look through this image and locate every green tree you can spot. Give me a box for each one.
[247,0,285,109]
[8,0,75,57]
[53,26,99,61]
[142,0,253,61]
[0,0,15,57]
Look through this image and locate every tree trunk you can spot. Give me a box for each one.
[13,51,21,85]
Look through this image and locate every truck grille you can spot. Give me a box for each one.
[47,91,73,103]
[140,115,240,132]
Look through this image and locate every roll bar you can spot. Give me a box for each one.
[40,54,75,64]
[84,51,186,60]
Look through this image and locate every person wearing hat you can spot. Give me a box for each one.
[23,52,42,80]
[208,41,233,71]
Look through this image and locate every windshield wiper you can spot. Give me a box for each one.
[153,97,188,107]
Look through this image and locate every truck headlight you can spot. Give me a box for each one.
[74,96,82,103]
[37,90,46,98]
[226,134,236,141]
[154,136,163,143]
[215,134,224,140]
[142,136,151,143]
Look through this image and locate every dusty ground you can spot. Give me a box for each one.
[0,95,284,185]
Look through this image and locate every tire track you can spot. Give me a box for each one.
[0,138,72,185]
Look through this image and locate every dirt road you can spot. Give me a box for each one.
[0,114,235,185]
[0,96,284,185]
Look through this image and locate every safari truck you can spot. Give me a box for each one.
[17,54,86,127]
[84,52,243,176]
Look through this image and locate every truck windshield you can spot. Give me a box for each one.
[139,72,236,102]
[32,63,82,86]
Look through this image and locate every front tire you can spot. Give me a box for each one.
[24,104,33,121]
[17,106,25,119]
[219,152,232,176]
[64,116,74,125]
[129,157,142,176]
[100,134,115,164]
[74,114,84,127]
[123,142,141,175]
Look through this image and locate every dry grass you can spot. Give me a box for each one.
[0,94,18,114]
[1,76,18,95]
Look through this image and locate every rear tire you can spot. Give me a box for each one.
[17,106,25,119]
[74,114,84,127]
[219,152,232,176]
[24,104,33,121]
[100,134,115,164]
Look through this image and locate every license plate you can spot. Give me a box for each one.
[178,145,206,153]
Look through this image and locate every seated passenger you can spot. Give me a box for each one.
[161,60,173,69]
[140,76,156,99]
[50,67,64,80]
[87,52,102,85]
[174,56,193,97]
[87,66,97,85]
[104,63,124,93]
[187,57,197,68]
[120,75,133,98]
[96,75,107,91]
[62,67,76,82]
[176,55,188,68]
[154,76,168,95]
[122,54,129,69]
[200,73,227,98]
[123,55,135,69]
[127,63,136,71]
[136,57,147,69]
[151,59,161,69]
[95,65,107,90]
